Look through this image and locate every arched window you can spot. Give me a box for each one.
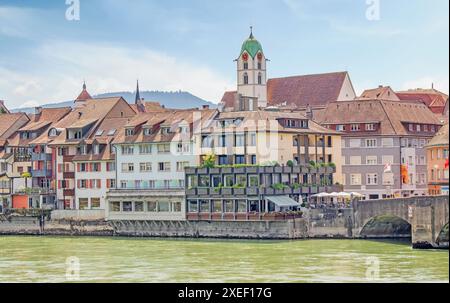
[258,73,262,85]
[243,62,248,70]
[258,62,262,70]
[243,73,249,85]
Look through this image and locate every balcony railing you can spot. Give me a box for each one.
[31,169,52,178]
[186,212,303,221]
[185,185,339,197]
[185,165,336,175]
[31,153,52,161]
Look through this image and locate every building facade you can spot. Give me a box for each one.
[318,99,443,199]
[426,123,449,195]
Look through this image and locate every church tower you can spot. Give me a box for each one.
[236,27,267,108]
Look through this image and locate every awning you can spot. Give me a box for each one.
[265,196,299,207]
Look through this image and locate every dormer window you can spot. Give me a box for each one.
[107,129,116,136]
[366,123,376,131]
[95,130,104,136]
[21,132,30,139]
[336,125,345,131]
[49,128,58,137]
[351,124,360,131]
[73,130,82,139]
[143,128,152,136]
[125,128,134,136]
[408,124,414,132]
[161,127,170,135]
[78,144,87,155]
[180,126,189,134]
[93,144,100,155]
[416,124,421,132]
[300,120,308,128]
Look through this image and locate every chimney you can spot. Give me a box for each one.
[202,105,209,110]
[378,85,383,88]
[306,105,313,120]
[35,106,43,117]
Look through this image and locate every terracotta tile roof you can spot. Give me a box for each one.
[359,86,399,101]
[267,72,349,108]
[19,121,52,132]
[0,113,30,139]
[202,109,339,135]
[114,109,217,145]
[220,91,238,109]
[426,123,449,147]
[317,99,443,136]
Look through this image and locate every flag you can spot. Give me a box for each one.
[401,164,409,184]
[445,159,449,169]
[384,163,392,173]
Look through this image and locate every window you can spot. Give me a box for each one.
[213,200,222,213]
[235,134,245,147]
[366,173,378,185]
[121,163,134,173]
[95,130,103,136]
[237,200,247,213]
[139,144,152,154]
[365,139,377,148]
[236,175,246,187]
[416,124,421,132]
[122,146,134,155]
[188,200,198,212]
[258,73,262,85]
[158,162,171,172]
[110,202,120,212]
[250,155,257,165]
[224,200,233,213]
[366,124,376,131]
[125,128,134,136]
[243,62,248,70]
[243,73,249,85]
[172,202,182,212]
[224,175,234,187]
[92,144,100,155]
[366,156,378,165]
[176,161,189,172]
[161,127,170,135]
[120,180,128,189]
[249,175,259,187]
[350,156,361,165]
[143,128,152,136]
[408,124,414,132]
[349,139,361,148]
[257,62,262,70]
[382,155,394,165]
[382,138,394,147]
[350,174,362,185]
[157,144,170,154]
[148,201,157,212]
[336,125,345,131]
[106,162,116,172]
[134,202,144,212]
[249,132,256,146]
[92,163,101,172]
[218,135,227,147]
[200,200,210,213]
[177,143,190,153]
[139,162,152,172]
[91,198,100,209]
[79,198,89,210]
[219,155,228,165]
[201,135,213,148]
[351,124,360,131]
[235,155,245,165]
[122,202,133,212]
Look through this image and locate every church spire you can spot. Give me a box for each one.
[75,80,92,103]
[135,80,141,104]
[249,26,254,39]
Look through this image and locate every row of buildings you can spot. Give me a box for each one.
[0,29,448,222]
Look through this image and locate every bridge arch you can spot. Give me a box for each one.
[436,222,449,246]
[359,215,411,238]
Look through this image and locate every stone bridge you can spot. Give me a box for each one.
[352,195,449,248]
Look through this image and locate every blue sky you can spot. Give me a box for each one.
[0,0,448,108]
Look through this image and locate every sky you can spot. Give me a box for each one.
[0,0,448,109]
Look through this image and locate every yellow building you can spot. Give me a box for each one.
[196,109,343,184]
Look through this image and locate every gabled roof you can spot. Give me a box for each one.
[317,99,443,136]
[396,88,449,115]
[359,86,399,101]
[266,71,351,108]
[0,113,30,139]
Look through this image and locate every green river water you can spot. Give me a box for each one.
[0,236,448,283]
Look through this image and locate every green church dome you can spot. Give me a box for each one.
[240,30,263,59]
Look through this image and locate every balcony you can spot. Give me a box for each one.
[31,153,52,161]
[186,211,303,222]
[63,171,75,179]
[185,165,336,175]
[31,169,52,178]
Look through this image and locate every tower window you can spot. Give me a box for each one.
[243,73,249,85]
[258,73,262,85]
[243,62,248,70]
[258,62,262,70]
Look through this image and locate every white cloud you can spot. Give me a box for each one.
[0,41,234,109]
[401,75,449,94]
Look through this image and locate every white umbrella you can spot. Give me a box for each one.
[350,192,364,198]
[337,192,351,198]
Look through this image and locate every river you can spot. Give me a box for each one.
[0,236,448,283]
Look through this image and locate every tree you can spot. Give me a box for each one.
[202,153,216,168]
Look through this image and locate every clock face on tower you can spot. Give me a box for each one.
[242,53,249,61]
